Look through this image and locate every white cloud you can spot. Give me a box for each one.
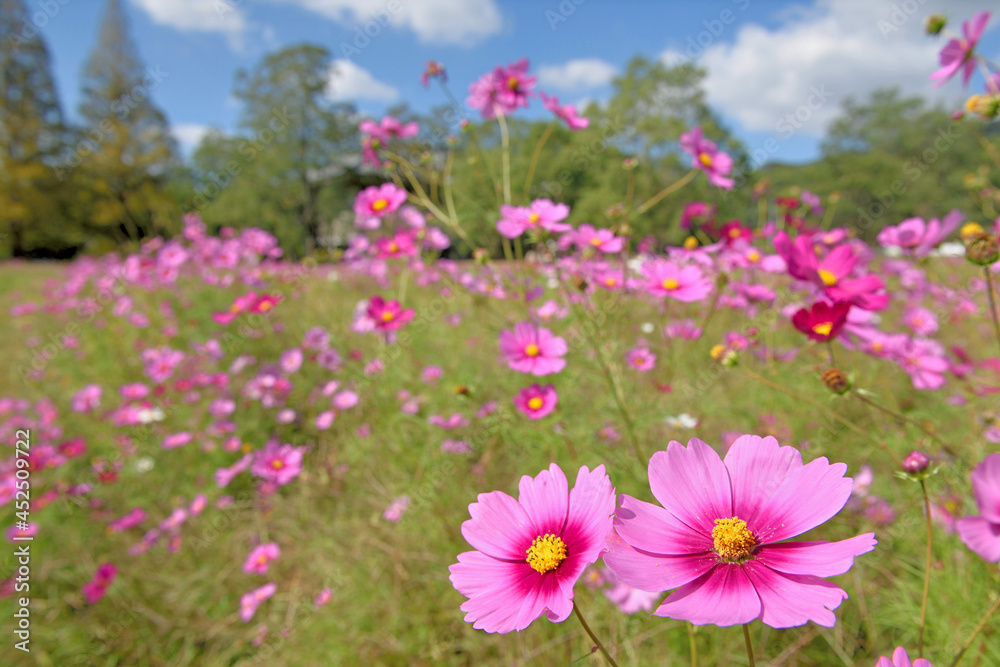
[276,0,502,47]
[172,123,212,152]
[129,0,246,34]
[326,60,399,102]
[661,0,993,137]
[537,58,617,92]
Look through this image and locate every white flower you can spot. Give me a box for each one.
[134,457,155,473]
[664,413,699,429]
[136,407,165,424]
[640,322,654,334]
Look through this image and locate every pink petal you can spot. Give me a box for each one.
[755,534,877,577]
[751,456,853,544]
[450,550,509,598]
[725,435,802,528]
[604,532,717,593]
[562,465,615,561]
[462,491,534,560]
[648,438,732,538]
[517,463,569,536]
[456,562,540,633]
[612,495,712,556]
[971,453,1000,523]
[743,561,847,628]
[653,564,761,626]
[956,516,1000,562]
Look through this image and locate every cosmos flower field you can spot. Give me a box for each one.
[3,10,1000,667]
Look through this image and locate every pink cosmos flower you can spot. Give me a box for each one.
[383,496,410,523]
[903,306,939,336]
[240,583,276,623]
[496,199,571,238]
[354,183,407,228]
[930,11,990,87]
[680,127,734,189]
[640,259,713,302]
[108,507,146,533]
[213,291,258,325]
[421,60,446,88]
[875,647,934,667]
[625,346,656,372]
[534,300,568,321]
[429,413,470,430]
[71,384,101,413]
[243,542,281,575]
[563,224,624,253]
[773,232,889,311]
[82,563,118,605]
[441,439,472,454]
[314,588,333,606]
[449,463,615,633]
[604,435,877,627]
[877,210,964,256]
[374,231,418,260]
[956,453,1000,562]
[280,348,303,374]
[499,322,567,375]
[467,58,536,119]
[539,91,588,130]
[366,296,414,332]
[251,442,304,486]
[332,390,359,410]
[315,411,335,430]
[602,568,661,615]
[513,384,558,420]
[421,365,443,384]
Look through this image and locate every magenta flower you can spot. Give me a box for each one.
[564,224,624,253]
[640,259,713,302]
[383,496,410,523]
[244,543,281,575]
[680,127,734,189]
[449,463,615,633]
[82,563,118,605]
[876,210,964,256]
[499,322,567,375]
[539,91,589,130]
[930,11,990,87]
[956,453,1000,562]
[875,647,934,667]
[604,435,876,627]
[429,413,470,430]
[108,507,146,533]
[496,199,571,238]
[239,583,276,623]
[513,384,558,420]
[625,346,656,372]
[602,568,661,615]
[353,183,407,227]
[421,60,446,87]
[71,384,101,413]
[366,296,414,332]
[251,441,304,486]
[467,58,536,119]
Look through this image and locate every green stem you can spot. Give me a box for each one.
[918,479,933,658]
[850,391,955,461]
[495,106,512,205]
[949,590,1000,667]
[742,624,757,667]
[573,604,619,667]
[985,268,1000,358]
[632,170,696,217]
[522,121,555,196]
[687,624,699,667]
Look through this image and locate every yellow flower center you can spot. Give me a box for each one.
[818,269,838,286]
[526,533,567,574]
[372,198,388,212]
[259,301,272,312]
[527,397,543,410]
[256,554,268,565]
[507,75,519,90]
[747,250,760,262]
[698,152,713,168]
[229,304,241,313]
[524,343,540,357]
[388,242,399,253]
[604,277,617,286]
[812,322,833,336]
[712,517,756,562]
[961,222,984,238]
[270,459,285,470]
[683,236,698,250]
[728,228,741,238]
[709,344,726,360]
[241,442,253,453]
[590,237,603,246]
[661,278,679,291]
[381,311,395,322]
[528,211,540,224]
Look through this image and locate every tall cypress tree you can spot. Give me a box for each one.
[76,0,178,243]
[0,0,68,257]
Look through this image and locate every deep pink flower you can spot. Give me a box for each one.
[421,60,446,88]
[374,231,418,260]
[251,442,304,486]
[82,563,118,604]
[625,347,656,371]
[513,384,558,420]
[243,542,281,575]
[564,224,624,253]
[468,58,536,119]
[640,259,713,302]
[496,199,571,238]
[540,91,589,130]
[792,301,851,342]
[680,127,734,189]
[366,296,414,332]
[605,435,876,627]
[930,12,990,87]
[108,507,146,533]
[354,183,407,227]
[240,583,276,623]
[71,384,101,413]
[449,463,615,633]
[875,646,934,667]
[499,322,567,375]
[956,453,1000,562]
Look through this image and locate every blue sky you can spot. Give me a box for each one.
[33,0,1000,163]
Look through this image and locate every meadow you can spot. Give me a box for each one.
[2,10,1000,666]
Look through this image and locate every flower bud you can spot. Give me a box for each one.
[902,450,930,475]
[965,231,1000,266]
[924,14,946,35]
[821,368,851,395]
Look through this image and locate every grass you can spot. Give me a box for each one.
[0,255,998,667]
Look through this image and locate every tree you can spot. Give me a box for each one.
[0,0,69,257]
[231,44,358,256]
[75,0,179,245]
